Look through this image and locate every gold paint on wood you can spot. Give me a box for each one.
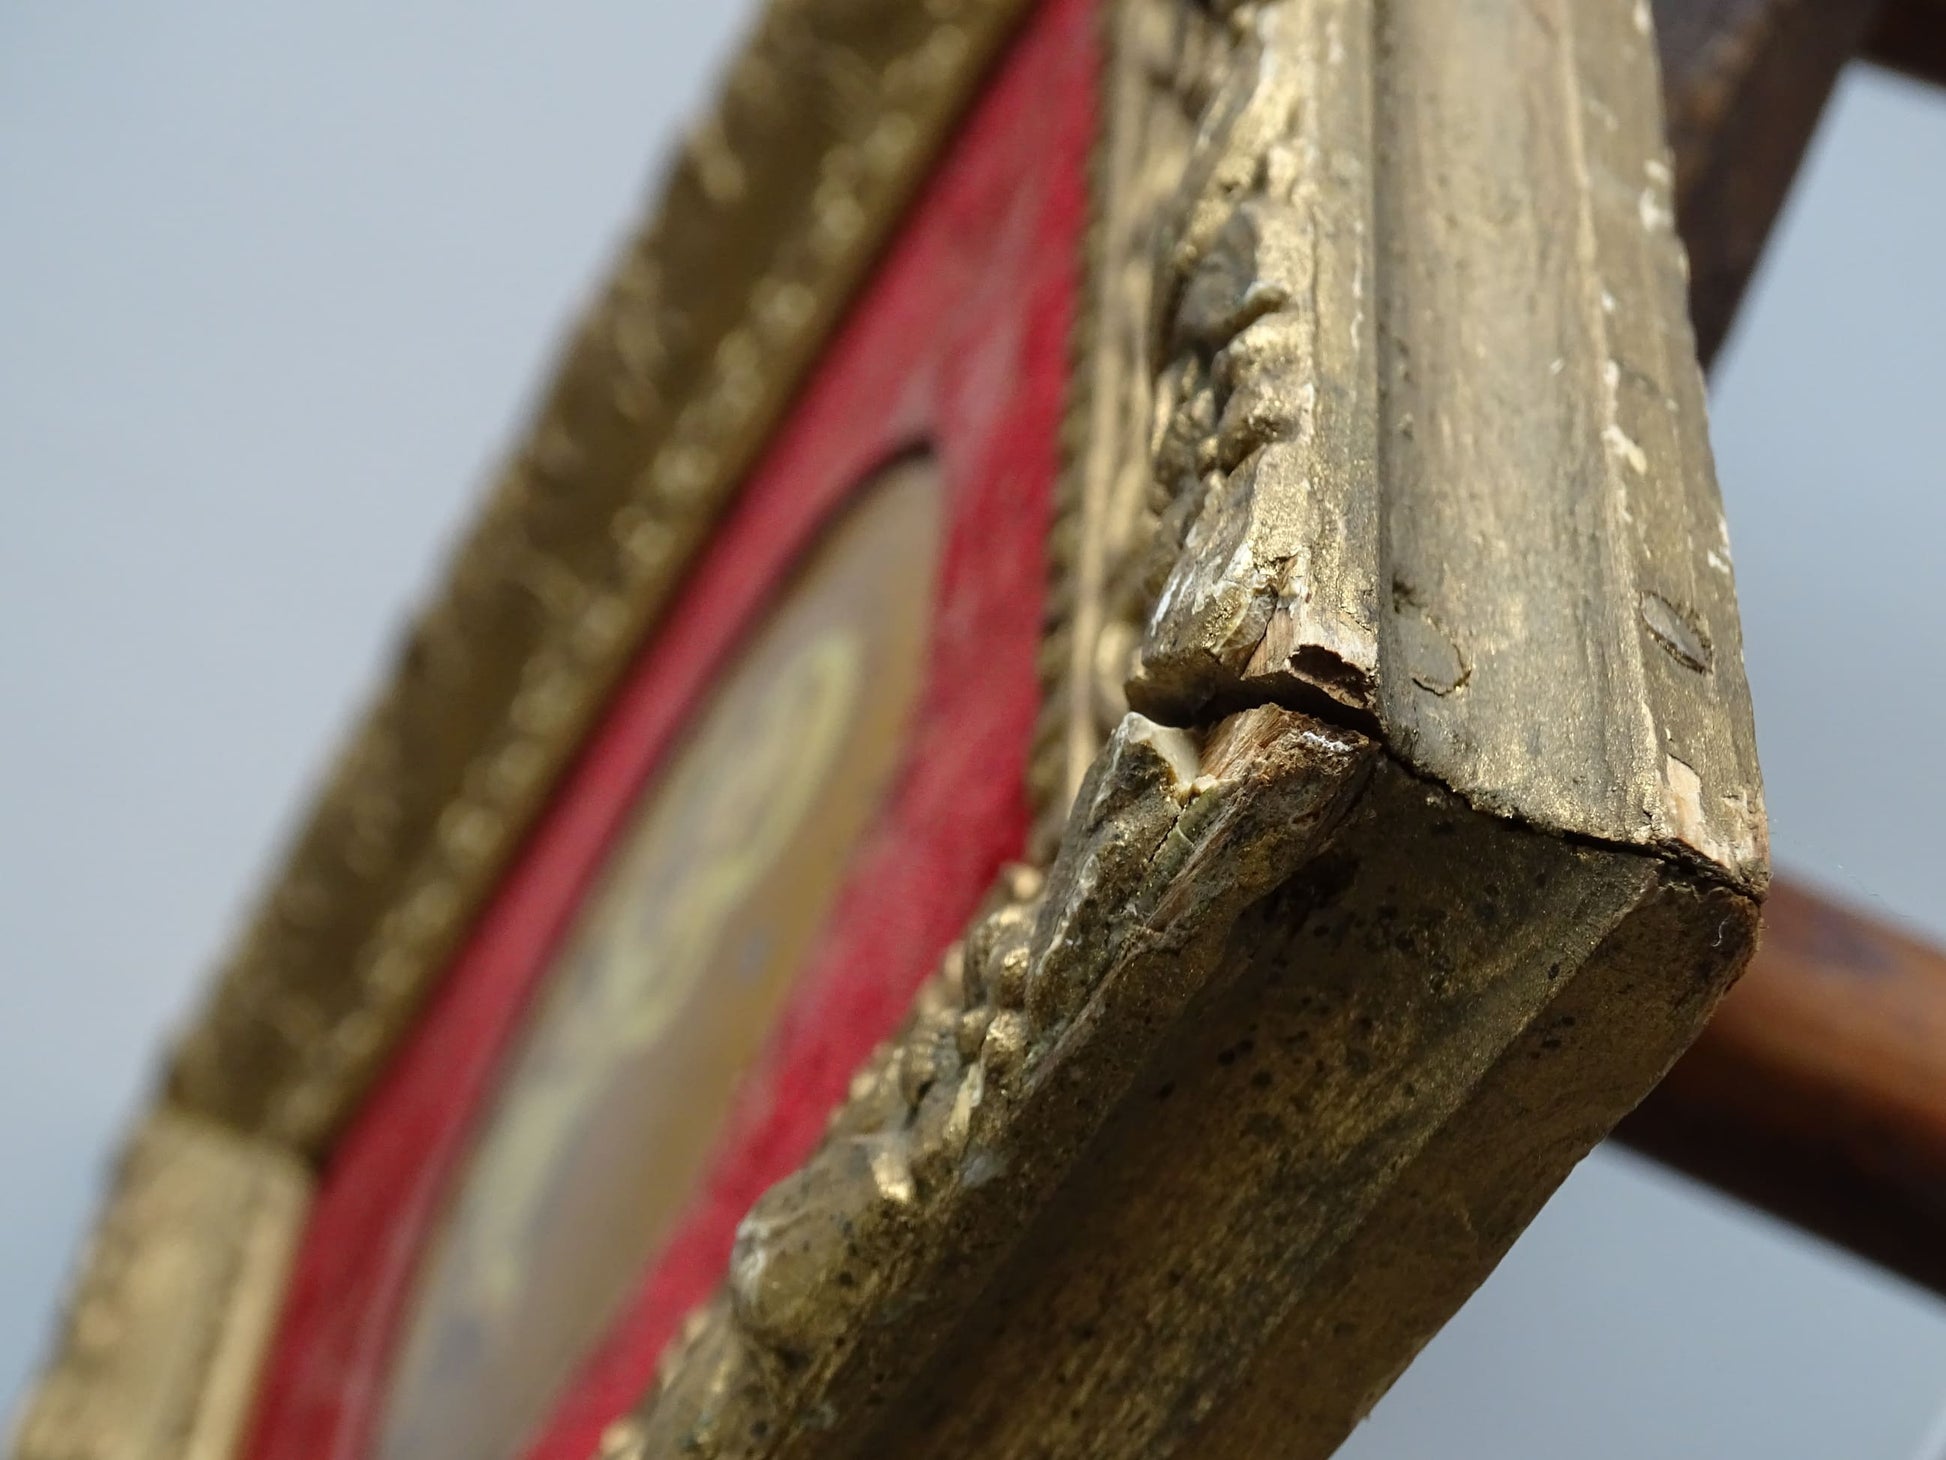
[877,761,1755,1459]
[1367,0,1766,888]
[617,0,1769,1455]
[1030,0,1196,852]
[608,706,1381,1457]
[1116,0,1765,891]
[8,1112,307,1460]
[1125,0,1382,728]
[166,0,1042,1159]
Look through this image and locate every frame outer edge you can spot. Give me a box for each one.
[1371,0,1767,888]
[7,1111,309,1460]
[19,1,1045,1453]
[166,0,1044,1159]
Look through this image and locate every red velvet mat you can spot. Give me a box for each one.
[243,1,1098,1455]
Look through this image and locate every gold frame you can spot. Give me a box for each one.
[167,0,1049,1160]
[14,1,1042,1453]
[9,1113,306,1460]
[14,2,1769,1458]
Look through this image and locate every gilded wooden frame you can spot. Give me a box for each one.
[14,2,1045,1453]
[13,2,1768,1458]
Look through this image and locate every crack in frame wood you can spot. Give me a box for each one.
[608,1,1767,1457]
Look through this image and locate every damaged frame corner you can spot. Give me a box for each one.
[12,1,1769,1458]
[623,0,1767,1456]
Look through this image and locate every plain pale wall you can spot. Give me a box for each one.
[3,6,1944,1454]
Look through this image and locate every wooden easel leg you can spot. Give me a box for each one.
[1655,0,1886,365]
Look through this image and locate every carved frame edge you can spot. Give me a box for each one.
[15,1,1775,1457]
[166,0,1048,1158]
[14,2,1047,1454]
[8,1113,309,1460]
[612,0,1770,1454]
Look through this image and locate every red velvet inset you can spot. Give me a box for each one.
[243,1,1097,1455]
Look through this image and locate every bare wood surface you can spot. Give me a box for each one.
[1654,0,1886,367]
[1620,882,1946,1296]
[1868,0,1946,86]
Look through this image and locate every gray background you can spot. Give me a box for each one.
[3,5,1943,1454]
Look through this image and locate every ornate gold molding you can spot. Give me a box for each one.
[1028,0,1193,853]
[608,0,1769,1455]
[603,706,1380,1458]
[167,0,1044,1158]
[8,1114,307,1460]
[19,5,1049,1455]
